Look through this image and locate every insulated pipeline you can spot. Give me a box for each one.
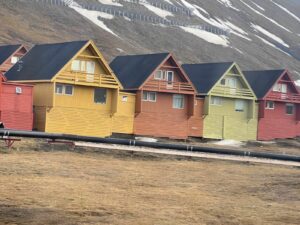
[0,129,299,162]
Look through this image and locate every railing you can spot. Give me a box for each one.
[142,80,194,94]
[56,71,119,88]
[211,85,253,98]
[266,92,300,103]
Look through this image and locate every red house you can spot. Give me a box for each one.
[0,72,33,130]
[110,53,203,139]
[0,44,27,73]
[244,69,300,140]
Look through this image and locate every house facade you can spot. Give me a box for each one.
[0,44,27,73]
[244,69,300,140]
[183,62,258,141]
[5,40,135,137]
[110,53,202,139]
[0,73,33,130]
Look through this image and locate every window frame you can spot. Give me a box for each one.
[154,70,163,80]
[55,84,64,95]
[94,88,107,104]
[286,103,294,115]
[211,96,222,106]
[11,56,20,64]
[235,99,245,112]
[265,101,275,110]
[142,91,157,102]
[64,85,74,96]
[173,94,184,109]
[71,60,81,71]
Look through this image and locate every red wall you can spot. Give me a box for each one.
[257,101,300,140]
[0,83,33,130]
[134,92,203,139]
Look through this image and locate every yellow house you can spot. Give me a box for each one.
[5,40,135,137]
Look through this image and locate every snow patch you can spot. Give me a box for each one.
[69,3,118,37]
[251,24,289,48]
[252,2,265,11]
[97,12,114,19]
[141,1,174,19]
[270,0,300,23]
[216,0,240,11]
[116,48,124,53]
[193,4,209,15]
[180,26,229,47]
[214,140,244,147]
[241,0,291,33]
[98,0,123,7]
[255,35,291,57]
[163,0,174,5]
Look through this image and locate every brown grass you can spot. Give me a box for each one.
[0,144,299,225]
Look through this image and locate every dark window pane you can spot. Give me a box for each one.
[94,88,107,104]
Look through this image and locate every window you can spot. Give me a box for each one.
[266,101,275,109]
[11,56,20,64]
[173,94,184,109]
[55,84,63,94]
[71,60,80,71]
[235,100,245,112]
[220,78,226,85]
[286,104,294,115]
[65,85,73,95]
[142,91,156,102]
[154,70,163,80]
[211,96,222,106]
[71,60,95,74]
[55,84,73,95]
[15,87,22,94]
[273,83,287,93]
[167,71,174,85]
[86,61,95,74]
[227,77,237,88]
[122,96,128,102]
[94,88,107,104]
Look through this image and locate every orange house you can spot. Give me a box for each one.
[0,44,27,73]
[110,53,203,139]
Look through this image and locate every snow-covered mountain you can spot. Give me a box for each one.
[0,0,300,81]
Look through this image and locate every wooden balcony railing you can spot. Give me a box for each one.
[56,71,119,88]
[266,92,300,103]
[211,85,254,98]
[142,80,194,94]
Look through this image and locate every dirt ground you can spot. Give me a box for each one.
[0,141,299,225]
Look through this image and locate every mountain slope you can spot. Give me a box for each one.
[0,0,299,80]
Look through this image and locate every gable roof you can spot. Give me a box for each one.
[5,40,89,81]
[0,44,23,65]
[110,53,170,89]
[243,70,285,99]
[182,62,234,94]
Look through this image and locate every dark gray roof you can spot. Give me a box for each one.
[182,62,234,94]
[0,44,22,65]
[110,53,169,89]
[5,40,88,81]
[243,70,284,99]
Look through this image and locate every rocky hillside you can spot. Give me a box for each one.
[0,0,299,81]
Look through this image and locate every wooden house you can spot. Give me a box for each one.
[0,44,27,73]
[0,72,33,130]
[244,69,300,140]
[110,53,202,139]
[5,40,134,137]
[183,62,258,141]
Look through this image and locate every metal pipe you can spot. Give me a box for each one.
[0,129,299,162]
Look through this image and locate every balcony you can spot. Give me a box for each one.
[266,92,300,103]
[142,80,194,95]
[56,71,119,89]
[211,85,254,99]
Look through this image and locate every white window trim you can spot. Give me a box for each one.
[154,70,163,80]
[286,103,294,115]
[235,99,245,112]
[265,101,275,110]
[173,94,184,109]
[211,96,222,106]
[142,91,157,102]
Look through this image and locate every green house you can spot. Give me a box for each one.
[183,62,258,141]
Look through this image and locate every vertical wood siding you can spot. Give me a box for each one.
[188,98,204,137]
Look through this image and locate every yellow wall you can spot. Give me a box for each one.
[112,92,136,134]
[203,97,258,141]
[33,83,54,107]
